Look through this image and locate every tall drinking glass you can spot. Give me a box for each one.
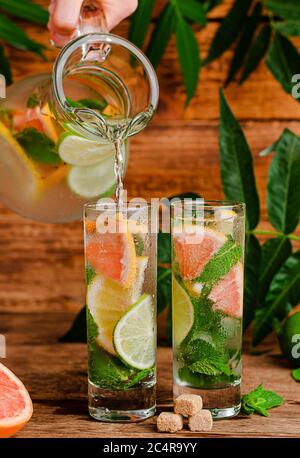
[84,201,157,422]
[171,200,245,419]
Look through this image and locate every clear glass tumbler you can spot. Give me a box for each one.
[171,199,245,419]
[84,201,157,421]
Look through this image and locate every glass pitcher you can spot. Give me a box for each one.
[0,21,159,222]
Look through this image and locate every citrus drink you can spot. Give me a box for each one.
[171,200,245,419]
[84,203,157,422]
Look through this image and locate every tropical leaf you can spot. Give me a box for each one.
[272,21,300,37]
[60,306,86,342]
[176,16,201,105]
[0,0,48,24]
[219,90,260,230]
[177,0,207,25]
[225,2,262,86]
[266,33,300,100]
[264,0,300,20]
[259,237,292,301]
[0,13,46,57]
[205,0,253,64]
[243,234,261,330]
[267,129,300,233]
[128,0,156,49]
[239,25,272,84]
[253,251,300,346]
[146,3,176,68]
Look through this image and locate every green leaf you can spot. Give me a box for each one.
[157,266,172,314]
[197,236,242,292]
[259,237,292,300]
[176,16,201,106]
[259,138,279,157]
[219,89,260,230]
[0,0,48,25]
[15,128,62,165]
[128,0,156,49]
[225,2,262,86]
[239,25,272,85]
[177,0,207,25]
[0,13,46,57]
[243,234,261,331]
[0,43,12,85]
[264,0,300,20]
[272,21,300,37]
[146,3,176,68]
[27,93,39,108]
[60,306,86,343]
[292,368,300,382]
[253,251,300,346]
[85,264,96,286]
[188,357,232,376]
[205,0,253,64]
[86,306,98,342]
[158,231,171,264]
[242,384,284,416]
[267,129,300,233]
[266,33,300,100]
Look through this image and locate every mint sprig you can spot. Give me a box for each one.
[15,128,61,166]
[242,385,284,416]
[196,236,243,293]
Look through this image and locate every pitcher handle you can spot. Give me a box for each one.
[78,0,108,35]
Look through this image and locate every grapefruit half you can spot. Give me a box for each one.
[209,263,243,318]
[86,215,136,288]
[0,363,33,438]
[174,227,226,280]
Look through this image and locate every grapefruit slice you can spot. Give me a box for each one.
[0,363,33,438]
[87,256,148,354]
[86,215,136,288]
[209,263,243,318]
[174,227,226,280]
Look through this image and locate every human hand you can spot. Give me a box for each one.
[48,0,138,47]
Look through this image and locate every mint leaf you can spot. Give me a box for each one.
[197,236,242,291]
[188,357,232,376]
[86,307,98,343]
[66,97,107,112]
[27,93,39,108]
[85,264,96,286]
[292,368,300,382]
[242,384,284,416]
[15,128,61,165]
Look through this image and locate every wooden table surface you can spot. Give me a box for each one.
[2,312,299,438]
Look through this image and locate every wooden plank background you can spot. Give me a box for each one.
[0,0,300,319]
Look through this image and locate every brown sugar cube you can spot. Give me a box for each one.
[157,412,184,433]
[174,394,203,416]
[188,410,213,432]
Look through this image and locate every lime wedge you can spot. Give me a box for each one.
[172,276,194,345]
[86,257,148,355]
[113,294,156,370]
[68,154,115,198]
[58,134,115,166]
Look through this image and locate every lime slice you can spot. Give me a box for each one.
[113,294,156,370]
[58,134,115,166]
[86,257,148,355]
[172,276,194,345]
[68,154,115,198]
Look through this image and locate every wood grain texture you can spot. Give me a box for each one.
[0,6,300,313]
[1,313,299,438]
